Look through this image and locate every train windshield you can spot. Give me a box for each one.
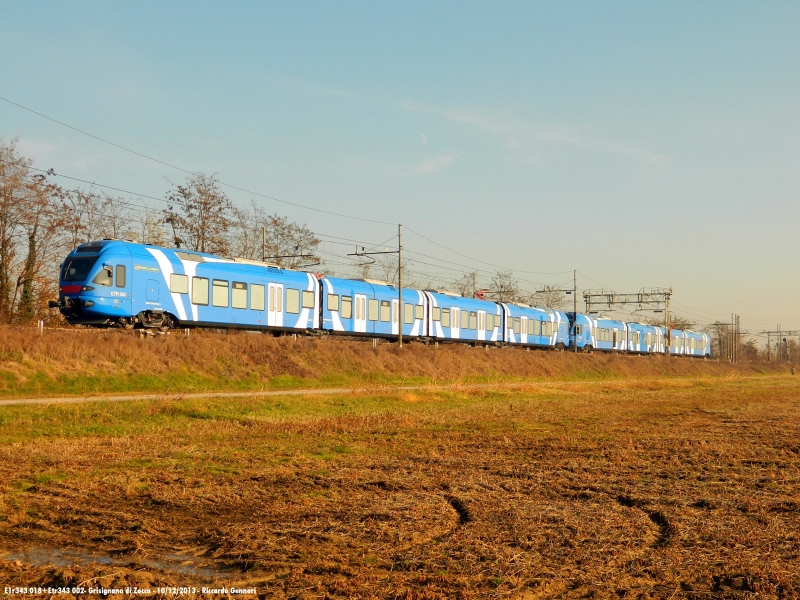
[62,256,99,282]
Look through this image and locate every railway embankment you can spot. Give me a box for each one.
[0,325,788,398]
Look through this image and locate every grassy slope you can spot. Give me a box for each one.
[0,376,798,597]
[0,326,785,397]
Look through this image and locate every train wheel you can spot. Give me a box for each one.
[158,314,173,332]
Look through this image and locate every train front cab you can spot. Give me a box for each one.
[677,330,708,357]
[56,240,133,325]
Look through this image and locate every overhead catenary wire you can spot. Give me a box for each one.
[1,95,585,283]
[0,94,394,225]
[404,225,573,276]
[4,97,753,321]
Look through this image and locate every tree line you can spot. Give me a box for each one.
[0,139,319,324]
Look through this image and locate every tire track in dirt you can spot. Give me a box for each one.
[616,495,675,547]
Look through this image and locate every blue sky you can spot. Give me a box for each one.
[2,2,799,334]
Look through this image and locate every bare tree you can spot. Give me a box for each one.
[59,189,119,251]
[0,139,67,323]
[451,272,478,297]
[229,202,320,269]
[485,271,523,303]
[165,173,233,254]
[530,287,568,310]
[138,212,169,246]
[0,139,30,321]
[706,321,731,359]
[14,174,63,322]
[100,193,138,241]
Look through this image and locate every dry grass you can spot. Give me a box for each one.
[0,325,785,398]
[0,376,799,598]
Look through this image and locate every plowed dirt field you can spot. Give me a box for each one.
[1,375,798,598]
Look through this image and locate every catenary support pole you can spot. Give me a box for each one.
[573,270,578,353]
[398,223,403,348]
[665,295,670,357]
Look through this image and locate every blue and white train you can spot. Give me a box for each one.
[53,239,711,357]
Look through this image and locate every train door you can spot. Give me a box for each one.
[451,307,460,339]
[268,283,284,327]
[392,299,399,335]
[520,316,528,344]
[354,294,367,333]
[478,311,486,341]
[146,279,159,302]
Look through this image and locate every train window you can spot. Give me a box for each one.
[341,296,352,319]
[575,325,581,335]
[232,282,247,309]
[442,308,451,328]
[513,318,520,334]
[62,257,99,282]
[302,291,315,309]
[286,289,300,314]
[404,303,414,324]
[525,320,532,335]
[380,300,391,322]
[368,299,378,321]
[212,279,229,307]
[470,311,477,330]
[432,307,441,321]
[176,252,205,263]
[486,314,494,330]
[170,273,189,294]
[327,294,339,311]
[461,310,469,329]
[415,305,424,320]
[92,267,113,287]
[115,265,126,288]
[251,284,265,311]
[546,322,553,336]
[191,277,209,305]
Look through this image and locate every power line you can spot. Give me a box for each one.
[1,96,585,282]
[0,94,394,225]
[404,225,573,276]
